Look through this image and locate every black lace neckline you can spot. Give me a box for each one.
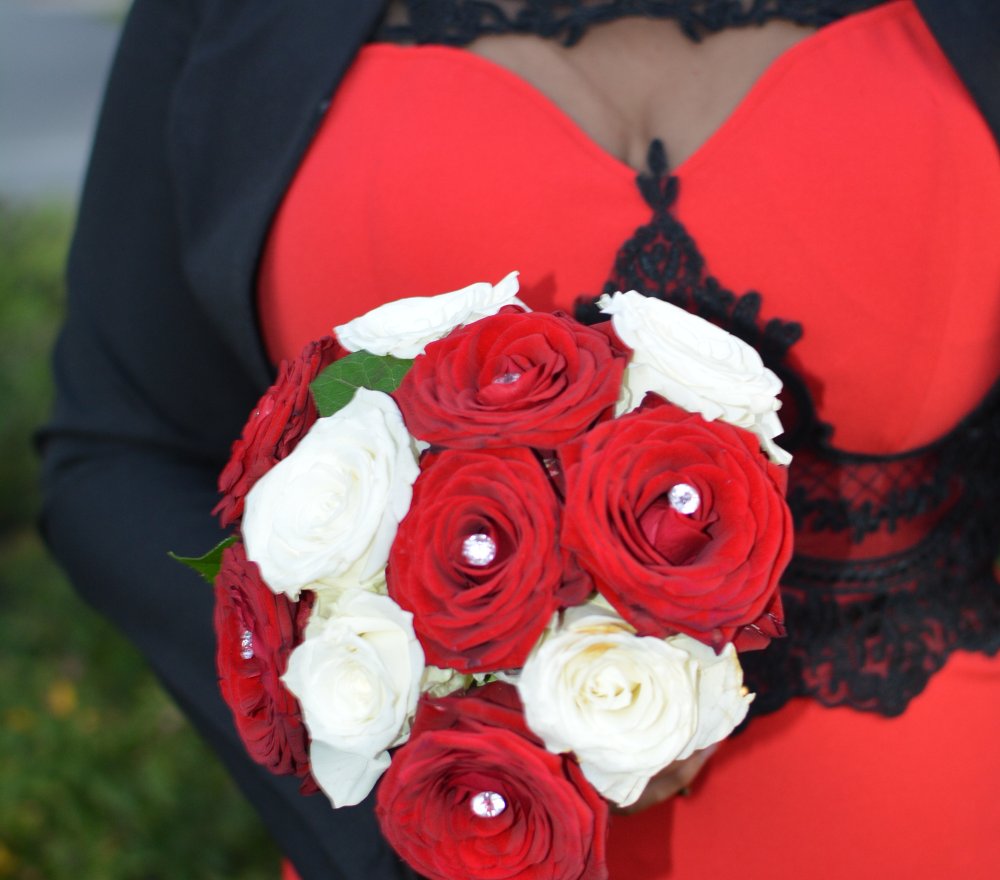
[375,0,891,46]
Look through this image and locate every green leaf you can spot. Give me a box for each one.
[310,351,414,417]
[168,535,238,584]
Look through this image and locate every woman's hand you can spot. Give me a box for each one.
[611,744,718,815]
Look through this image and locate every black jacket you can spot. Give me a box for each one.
[38,2,998,878]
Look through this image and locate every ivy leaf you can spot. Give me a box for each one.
[169,535,238,584]
[310,351,414,417]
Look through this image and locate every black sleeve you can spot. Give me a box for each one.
[37,1,412,877]
[915,0,1000,148]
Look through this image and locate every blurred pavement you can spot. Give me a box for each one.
[0,0,123,203]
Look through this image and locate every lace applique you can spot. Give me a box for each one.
[748,399,1000,717]
[576,141,1000,718]
[376,0,889,46]
[576,139,827,452]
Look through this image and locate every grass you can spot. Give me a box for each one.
[0,203,281,880]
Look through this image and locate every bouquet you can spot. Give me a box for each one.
[176,272,792,880]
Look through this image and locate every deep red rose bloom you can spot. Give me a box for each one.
[214,335,344,527]
[388,447,575,672]
[560,399,791,649]
[376,683,608,880]
[214,542,315,782]
[394,310,626,449]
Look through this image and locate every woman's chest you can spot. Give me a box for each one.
[258,0,1000,454]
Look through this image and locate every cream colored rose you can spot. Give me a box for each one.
[242,389,419,598]
[598,291,791,465]
[518,603,753,807]
[334,271,526,358]
[518,604,700,808]
[282,591,424,808]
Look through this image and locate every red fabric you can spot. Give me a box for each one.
[607,651,1000,879]
[262,1,1000,876]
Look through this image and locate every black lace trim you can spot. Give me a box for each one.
[787,450,955,542]
[376,0,889,46]
[575,140,829,453]
[575,141,1000,717]
[743,497,1000,716]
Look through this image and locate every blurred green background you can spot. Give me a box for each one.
[0,202,280,879]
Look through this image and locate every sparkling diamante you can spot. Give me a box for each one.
[462,534,497,567]
[470,791,507,818]
[668,483,701,515]
[492,372,521,385]
[240,630,254,660]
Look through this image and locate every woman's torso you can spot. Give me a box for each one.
[259,1,1000,874]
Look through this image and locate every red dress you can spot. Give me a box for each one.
[262,2,1000,876]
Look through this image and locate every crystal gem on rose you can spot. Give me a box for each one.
[240,629,254,660]
[492,372,521,385]
[470,791,507,818]
[668,483,701,515]
[461,534,497,567]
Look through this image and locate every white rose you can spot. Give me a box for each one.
[242,389,419,598]
[335,271,526,358]
[282,591,424,808]
[518,604,700,808]
[599,291,791,465]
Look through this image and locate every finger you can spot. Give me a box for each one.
[672,743,717,791]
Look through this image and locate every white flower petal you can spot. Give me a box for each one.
[309,741,391,808]
[281,592,424,810]
[599,291,790,464]
[518,601,754,808]
[242,390,419,597]
[334,272,526,358]
[668,637,754,755]
[577,760,650,809]
[518,602,699,808]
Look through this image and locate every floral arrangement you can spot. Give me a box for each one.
[177,273,792,880]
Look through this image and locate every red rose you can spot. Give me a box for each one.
[214,542,315,783]
[388,447,575,672]
[376,683,608,880]
[560,399,791,649]
[214,335,344,527]
[394,310,626,449]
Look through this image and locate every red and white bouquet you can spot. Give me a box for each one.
[181,273,792,880]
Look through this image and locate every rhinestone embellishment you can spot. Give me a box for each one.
[240,630,255,660]
[470,791,507,818]
[462,534,497,567]
[668,483,700,515]
[492,372,521,384]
